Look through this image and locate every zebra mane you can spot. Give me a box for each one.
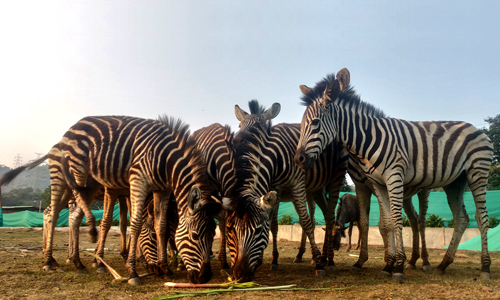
[248,99,266,115]
[156,114,215,205]
[232,122,272,209]
[157,114,191,138]
[300,74,386,118]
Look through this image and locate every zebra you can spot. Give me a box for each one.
[229,119,347,281]
[233,100,348,271]
[294,68,494,280]
[190,123,236,271]
[2,115,222,285]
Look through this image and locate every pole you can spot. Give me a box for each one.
[0,186,3,227]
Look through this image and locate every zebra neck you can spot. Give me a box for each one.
[335,105,377,158]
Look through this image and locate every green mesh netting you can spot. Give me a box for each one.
[1,191,499,229]
[1,206,123,227]
[276,190,500,229]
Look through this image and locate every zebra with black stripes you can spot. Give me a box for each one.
[2,115,222,285]
[233,100,348,271]
[229,114,348,281]
[295,68,493,280]
[190,123,236,271]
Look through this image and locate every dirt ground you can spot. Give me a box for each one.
[0,227,499,300]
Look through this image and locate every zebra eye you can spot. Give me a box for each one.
[191,231,199,241]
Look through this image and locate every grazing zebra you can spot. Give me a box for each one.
[295,68,494,280]
[4,115,222,285]
[229,121,347,281]
[233,100,348,271]
[190,123,236,271]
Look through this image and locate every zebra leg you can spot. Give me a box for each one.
[307,198,317,265]
[291,184,325,276]
[67,200,88,273]
[386,177,406,281]
[403,197,419,269]
[66,197,78,264]
[217,210,230,271]
[293,229,307,263]
[351,183,372,273]
[43,187,71,271]
[94,189,119,273]
[270,201,279,270]
[417,189,431,271]
[323,184,340,271]
[125,183,149,285]
[153,190,172,276]
[435,174,470,276]
[119,196,130,263]
[371,184,398,279]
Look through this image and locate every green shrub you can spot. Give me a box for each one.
[278,214,293,225]
[489,216,500,228]
[426,214,445,227]
[402,214,410,227]
[447,218,470,228]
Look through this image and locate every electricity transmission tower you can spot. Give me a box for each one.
[27,153,45,191]
[13,154,22,168]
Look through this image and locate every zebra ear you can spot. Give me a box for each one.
[261,103,281,121]
[321,79,341,107]
[188,185,202,213]
[259,191,277,210]
[299,85,312,96]
[235,105,249,121]
[336,68,350,91]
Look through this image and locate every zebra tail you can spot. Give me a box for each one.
[60,155,87,193]
[0,154,49,186]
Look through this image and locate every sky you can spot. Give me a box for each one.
[0,1,499,168]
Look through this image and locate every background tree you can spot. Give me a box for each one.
[340,177,353,192]
[483,114,500,190]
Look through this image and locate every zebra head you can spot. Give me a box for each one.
[227,191,277,282]
[175,185,222,284]
[294,68,350,170]
[233,100,280,147]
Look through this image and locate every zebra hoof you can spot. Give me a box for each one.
[480,272,491,280]
[378,271,391,278]
[422,264,432,272]
[292,257,303,263]
[96,267,107,274]
[405,263,416,269]
[270,264,279,271]
[325,265,336,272]
[392,273,405,282]
[434,268,445,276]
[315,269,326,277]
[128,277,141,285]
[350,266,362,274]
[42,265,53,272]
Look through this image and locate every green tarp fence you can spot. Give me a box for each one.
[276,190,500,228]
[1,206,124,228]
[1,191,500,228]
